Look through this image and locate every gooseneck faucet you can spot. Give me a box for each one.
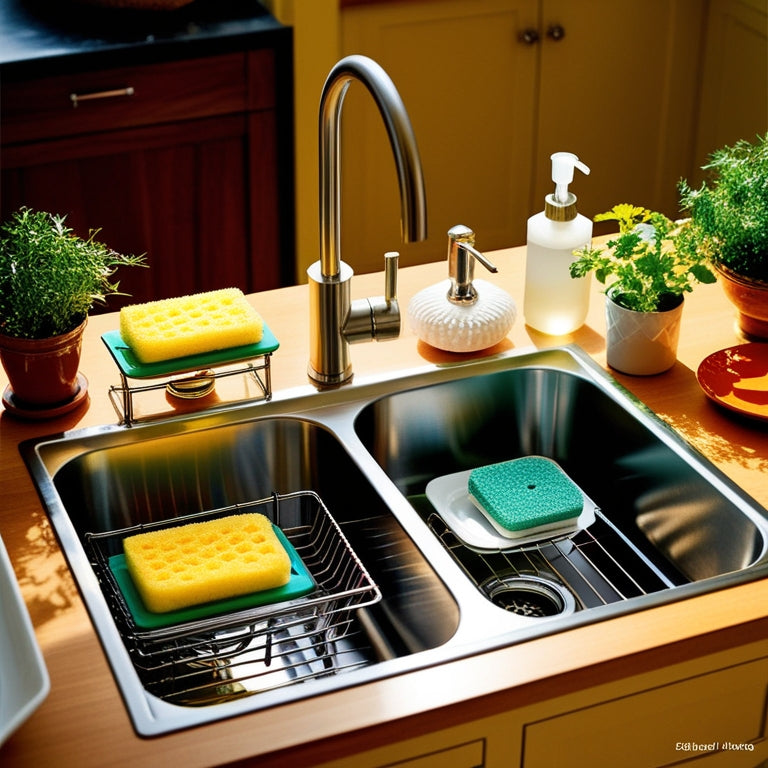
[307,55,427,387]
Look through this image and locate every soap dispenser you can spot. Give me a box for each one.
[408,225,516,352]
[524,152,592,335]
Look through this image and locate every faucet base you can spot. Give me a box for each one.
[307,260,354,388]
[307,364,354,389]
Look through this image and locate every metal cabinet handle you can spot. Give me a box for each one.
[518,28,540,45]
[547,24,566,41]
[70,87,135,109]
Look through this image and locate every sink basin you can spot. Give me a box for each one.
[354,352,766,613]
[22,345,768,736]
[24,416,460,734]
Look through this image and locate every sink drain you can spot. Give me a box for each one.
[480,575,576,618]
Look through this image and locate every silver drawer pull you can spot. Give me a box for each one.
[70,86,135,108]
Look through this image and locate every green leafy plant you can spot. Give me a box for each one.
[678,133,768,282]
[570,204,716,313]
[0,207,146,339]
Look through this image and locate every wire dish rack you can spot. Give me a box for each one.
[86,491,382,706]
[409,496,683,619]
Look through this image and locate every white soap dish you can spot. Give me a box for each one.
[425,466,597,551]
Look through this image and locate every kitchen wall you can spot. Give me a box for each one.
[265,0,767,281]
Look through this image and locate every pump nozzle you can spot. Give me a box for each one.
[551,152,590,204]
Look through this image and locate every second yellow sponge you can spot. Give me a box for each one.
[119,288,264,364]
[123,513,291,614]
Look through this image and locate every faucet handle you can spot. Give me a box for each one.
[344,250,401,343]
[373,250,401,340]
[384,251,399,304]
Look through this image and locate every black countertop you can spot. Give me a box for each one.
[0,0,289,76]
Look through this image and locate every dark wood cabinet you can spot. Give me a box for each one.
[1,47,294,309]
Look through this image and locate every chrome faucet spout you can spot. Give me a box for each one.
[319,55,427,279]
[309,55,427,387]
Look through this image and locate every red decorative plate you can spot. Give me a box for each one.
[697,343,768,421]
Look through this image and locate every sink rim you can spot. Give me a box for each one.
[20,344,768,737]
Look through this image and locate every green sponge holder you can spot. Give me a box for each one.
[84,490,382,705]
[108,524,316,631]
[101,325,279,425]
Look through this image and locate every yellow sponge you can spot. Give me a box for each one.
[119,288,264,364]
[123,513,291,614]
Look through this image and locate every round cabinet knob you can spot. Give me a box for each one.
[518,28,540,45]
[547,24,566,41]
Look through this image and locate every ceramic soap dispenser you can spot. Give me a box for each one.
[408,225,516,352]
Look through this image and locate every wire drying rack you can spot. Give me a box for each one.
[85,491,382,706]
[419,501,682,618]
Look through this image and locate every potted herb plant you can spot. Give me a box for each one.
[570,204,716,375]
[0,207,145,415]
[678,133,768,340]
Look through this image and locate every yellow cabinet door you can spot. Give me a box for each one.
[521,655,768,768]
[340,0,707,271]
[341,0,538,273]
[534,0,706,225]
[692,0,768,185]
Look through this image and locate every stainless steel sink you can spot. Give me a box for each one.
[22,345,768,736]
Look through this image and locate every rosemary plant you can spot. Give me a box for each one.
[0,208,146,339]
[678,133,768,282]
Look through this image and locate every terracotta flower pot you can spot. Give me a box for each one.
[0,320,86,408]
[605,291,683,376]
[715,263,768,341]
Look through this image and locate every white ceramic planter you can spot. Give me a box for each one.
[605,292,683,375]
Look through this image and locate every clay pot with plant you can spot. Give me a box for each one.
[0,208,145,416]
[678,133,768,340]
[570,204,716,375]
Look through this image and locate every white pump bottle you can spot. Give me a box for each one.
[524,152,592,335]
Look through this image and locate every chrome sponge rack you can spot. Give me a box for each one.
[100,326,279,425]
[85,491,382,706]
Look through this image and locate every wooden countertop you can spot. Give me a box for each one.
[2,245,767,766]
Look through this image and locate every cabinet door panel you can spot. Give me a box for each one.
[521,656,768,768]
[693,0,768,184]
[197,135,251,292]
[536,0,705,221]
[1,116,254,308]
[341,0,537,272]
[247,109,283,291]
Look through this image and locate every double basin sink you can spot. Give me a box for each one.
[22,346,768,736]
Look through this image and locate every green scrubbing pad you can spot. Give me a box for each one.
[468,457,584,538]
